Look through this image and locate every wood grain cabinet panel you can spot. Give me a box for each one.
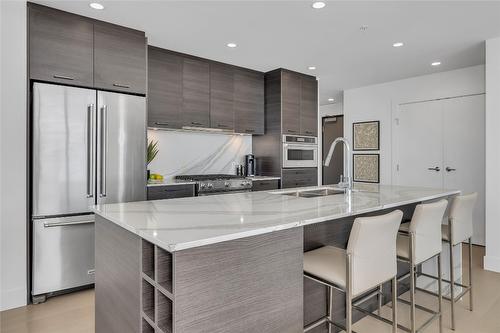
[29,5,94,86]
[282,71,301,135]
[182,58,210,128]
[282,168,318,188]
[234,69,264,135]
[147,184,195,200]
[94,22,147,94]
[300,78,318,136]
[210,63,234,130]
[148,47,183,129]
[251,179,280,191]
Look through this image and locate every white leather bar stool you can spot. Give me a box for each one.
[415,193,477,330]
[397,199,448,333]
[303,210,403,333]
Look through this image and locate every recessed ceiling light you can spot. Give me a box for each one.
[226,42,237,48]
[89,2,104,10]
[328,98,335,102]
[308,66,316,70]
[431,61,441,66]
[312,2,326,9]
[393,42,404,48]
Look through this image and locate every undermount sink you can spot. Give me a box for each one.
[283,188,346,198]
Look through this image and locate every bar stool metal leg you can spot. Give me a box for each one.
[449,239,456,330]
[410,233,416,333]
[327,286,334,333]
[378,284,383,316]
[468,237,473,311]
[346,253,353,333]
[438,253,443,333]
[392,277,398,333]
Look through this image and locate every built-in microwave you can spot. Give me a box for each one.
[282,135,318,168]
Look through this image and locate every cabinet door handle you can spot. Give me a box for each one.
[154,122,170,126]
[445,167,456,172]
[428,167,441,172]
[245,129,255,133]
[287,129,297,133]
[191,121,203,126]
[53,74,74,81]
[217,124,230,128]
[113,83,130,89]
[305,131,314,135]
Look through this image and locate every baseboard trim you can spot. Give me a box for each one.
[484,255,500,273]
[1,287,27,311]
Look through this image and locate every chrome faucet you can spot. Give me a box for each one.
[323,137,352,190]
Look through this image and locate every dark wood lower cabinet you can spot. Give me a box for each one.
[251,179,280,191]
[282,168,318,188]
[147,184,195,200]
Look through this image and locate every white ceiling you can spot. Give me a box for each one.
[34,1,500,104]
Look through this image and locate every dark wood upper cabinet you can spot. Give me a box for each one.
[281,71,301,135]
[147,47,183,129]
[300,78,318,136]
[182,58,210,128]
[94,22,147,94]
[234,69,264,135]
[29,5,94,86]
[210,63,234,130]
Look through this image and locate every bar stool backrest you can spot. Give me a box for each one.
[409,199,448,264]
[347,210,403,296]
[449,192,477,245]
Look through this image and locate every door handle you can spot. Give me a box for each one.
[99,106,108,197]
[428,167,441,172]
[53,74,74,81]
[113,83,130,89]
[86,104,95,198]
[446,167,456,172]
[44,220,94,228]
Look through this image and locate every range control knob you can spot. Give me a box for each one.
[207,183,214,189]
[199,183,207,190]
[224,182,230,188]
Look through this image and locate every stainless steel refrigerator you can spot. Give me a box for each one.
[31,82,146,301]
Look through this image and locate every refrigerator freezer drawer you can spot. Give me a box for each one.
[32,215,95,295]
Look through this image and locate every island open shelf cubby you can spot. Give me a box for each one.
[140,239,173,333]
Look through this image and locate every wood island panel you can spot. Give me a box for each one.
[173,227,304,333]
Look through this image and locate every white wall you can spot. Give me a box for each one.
[0,0,28,310]
[484,38,500,273]
[147,130,252,182]
[343,65,485,184]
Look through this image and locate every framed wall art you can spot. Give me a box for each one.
[353,120,380,151]
[353,153,380,183]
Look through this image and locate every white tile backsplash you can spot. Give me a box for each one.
[147,129,252,182]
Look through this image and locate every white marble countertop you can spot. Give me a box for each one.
[93,184,459,252]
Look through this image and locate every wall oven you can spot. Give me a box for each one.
[282,135,318,168]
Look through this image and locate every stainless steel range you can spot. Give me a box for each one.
[175,174,252,195]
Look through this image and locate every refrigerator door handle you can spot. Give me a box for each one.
[99,105,108,198]
[44,220,95,228]
[86,104,95,198]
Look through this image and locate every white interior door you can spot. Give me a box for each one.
[393,100,444,188]
[443,94,485,245]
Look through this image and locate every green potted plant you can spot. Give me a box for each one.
[147,140,159,181]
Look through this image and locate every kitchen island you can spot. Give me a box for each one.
[93,184,459,333]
